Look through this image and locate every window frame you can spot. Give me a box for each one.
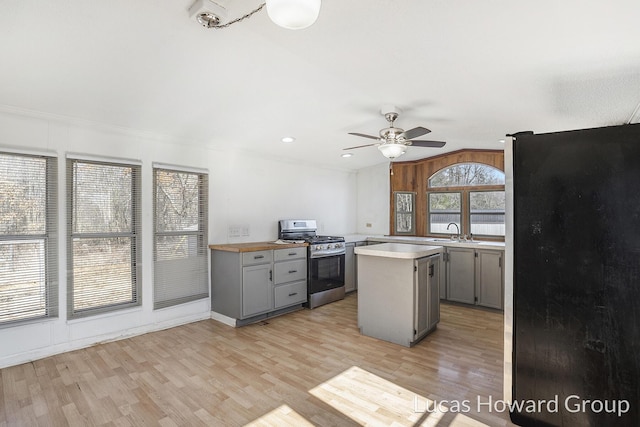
[425,161,505,238]
[393,191,416,235]
[426,183,505,238]
[468,189,506,238]
[66,157,142,319]
[426,191,463,236]
[152,166,209,309]
[0,151,58,327]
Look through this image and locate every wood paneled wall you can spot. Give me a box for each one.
[389,149,505,236]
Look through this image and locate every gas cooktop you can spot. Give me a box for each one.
[306,235,345,243]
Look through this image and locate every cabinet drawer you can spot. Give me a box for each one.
[274,280,307,308]
[274,259,307,284]
[274,247,307,261]
[242,250,273,266]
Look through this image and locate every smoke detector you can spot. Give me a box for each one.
[189,0,228,28]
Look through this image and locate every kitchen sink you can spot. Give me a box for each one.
[429,238,480,243]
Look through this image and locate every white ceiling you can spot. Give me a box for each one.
[1,0,640,171]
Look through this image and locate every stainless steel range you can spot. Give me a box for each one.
[278,220,345,309]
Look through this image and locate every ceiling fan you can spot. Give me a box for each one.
[345,109,446,159]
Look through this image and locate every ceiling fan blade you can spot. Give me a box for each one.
[401,126,431,140]
[409,140,447,148]
[343,143,379,150]
[348,132,380,140]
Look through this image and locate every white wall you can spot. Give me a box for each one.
[210,150,357,241]
[356,162,390,235]
[0,108,358,368]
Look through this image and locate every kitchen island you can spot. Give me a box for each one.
[354,243,442,347]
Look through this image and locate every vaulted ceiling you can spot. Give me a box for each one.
[2,0,639,170]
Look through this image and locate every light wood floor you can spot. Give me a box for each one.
[0,294,516,426]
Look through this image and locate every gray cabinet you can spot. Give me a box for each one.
[475,249,503,309]
[345,241,366,293]
[357,250,440,347]
[273,247,307,309]
[211,246,307,325]
[242,263,273,317]
[415,255,440,339]
[443,247,504,309]
[428,258,441,330]
[345,243,356,293]
[446,247,476,305]
[439,249,447,299]
[240,250,274,317]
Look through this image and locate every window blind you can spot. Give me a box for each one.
[0,152,58,326]
[153,167,208,309]
[67,159,141,318]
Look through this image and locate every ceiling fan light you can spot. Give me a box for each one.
[266,0,321,30]
[378,143,407,159]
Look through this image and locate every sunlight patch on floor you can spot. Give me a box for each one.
[309,365,450,426]
[244,404,315,427]
[448,413,495,426]
[246,366,496,426]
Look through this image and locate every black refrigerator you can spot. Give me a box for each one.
[512,124,640,426]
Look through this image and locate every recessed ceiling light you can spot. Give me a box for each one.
[341,153,353,158]
[281,136,295,143]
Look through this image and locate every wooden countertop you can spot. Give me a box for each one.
[209,241,308,253]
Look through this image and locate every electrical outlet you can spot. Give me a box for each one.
[228,225,242,238]
[241,225,250,236]
[366,223,372,228]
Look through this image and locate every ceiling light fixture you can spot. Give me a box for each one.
[266,0,321,29]
[281,136,295,143]
[378,143,407,160]
[341,153,353,158]
[189,0,321,30]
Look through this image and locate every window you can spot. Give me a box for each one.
[0,152,57,326]
[153,166,209,309]
[470,190,505,236]
[427,163,505,237]
[429,163,505,187]
[67,158,141,318]
[394,192,415,234]
[428,192,461,234]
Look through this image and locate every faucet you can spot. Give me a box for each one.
[446,222,460,240]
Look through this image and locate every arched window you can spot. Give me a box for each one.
[427,163,505,237]
[429,163,505,187]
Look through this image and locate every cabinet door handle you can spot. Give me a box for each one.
[269,270,272,281]
[288,270,297,274]
[429,264,434,277]
[288,252,297,256]
[254,255,264,259]
[498,257,502,268]
[288,292,298,297]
